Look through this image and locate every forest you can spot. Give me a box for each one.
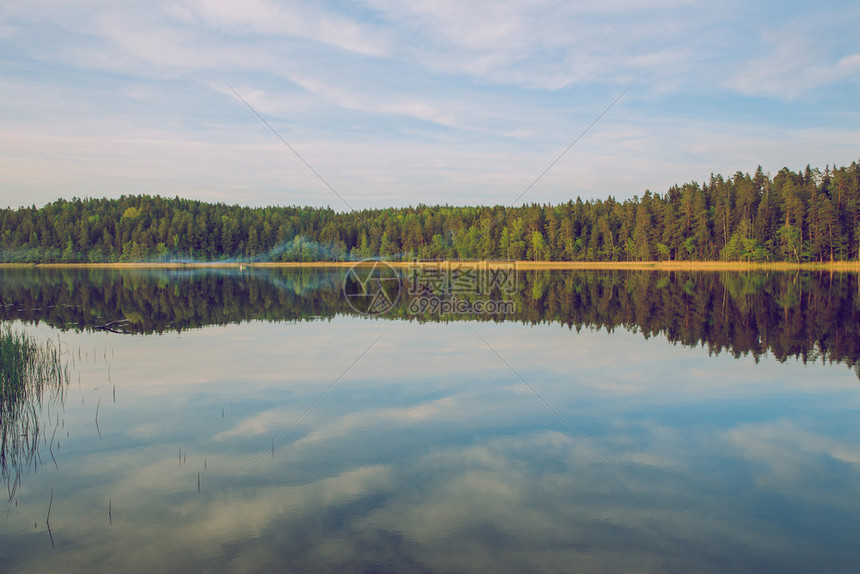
[1,161,859,263]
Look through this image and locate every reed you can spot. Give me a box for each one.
[46,487,54,549]
[0,323,69,496]
[95,397,101,439]
[9,260,859,271]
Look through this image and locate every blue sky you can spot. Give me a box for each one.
[1,0,859,209]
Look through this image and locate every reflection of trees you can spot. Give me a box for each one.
[0,268,346,334]
[508,271,860,377]
[0,324,69,499]
[1,268,859,377]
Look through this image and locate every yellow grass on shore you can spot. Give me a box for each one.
[2,260,860,271]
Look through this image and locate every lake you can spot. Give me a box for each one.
[2,266,860,573]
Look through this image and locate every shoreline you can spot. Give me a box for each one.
[2,260,860,271]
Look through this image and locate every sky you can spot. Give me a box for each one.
[1,0,859,210]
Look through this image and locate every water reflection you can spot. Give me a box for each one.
[2,269,860,572]
[2,267,860,376]
[1,318,858,572]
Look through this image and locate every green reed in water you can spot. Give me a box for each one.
[0,323,69,499]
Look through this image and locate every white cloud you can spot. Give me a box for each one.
[358,0,666,87]
[1,0,859,208]
[176,0,391,56]
[837,53,860,70]
[727,5,860,99]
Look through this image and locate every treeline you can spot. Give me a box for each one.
[2,268,859,377]
[1,162,859,263]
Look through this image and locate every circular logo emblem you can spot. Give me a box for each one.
[343,260,401,316]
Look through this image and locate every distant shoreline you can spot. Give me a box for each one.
[2,261,860,271]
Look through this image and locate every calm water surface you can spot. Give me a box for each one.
[2,268,860,573]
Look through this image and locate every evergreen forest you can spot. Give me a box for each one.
[1,162,859,263]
